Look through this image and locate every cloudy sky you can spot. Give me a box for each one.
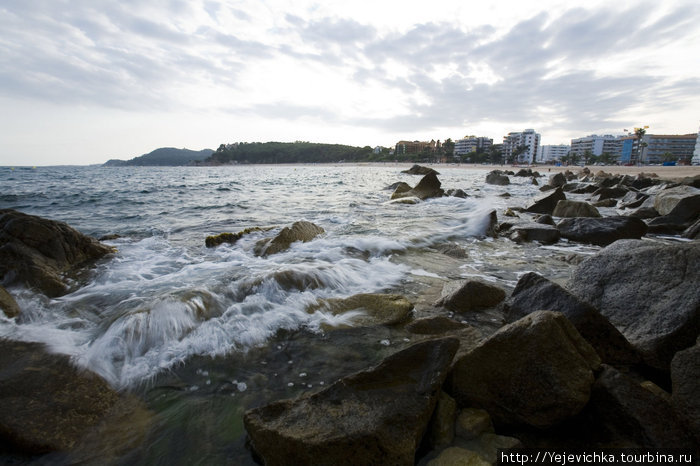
[1,0,699,165]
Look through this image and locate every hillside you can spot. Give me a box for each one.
[103,147,214,166]
[201,142,376,164]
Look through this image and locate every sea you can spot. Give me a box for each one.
[0,164,602,464]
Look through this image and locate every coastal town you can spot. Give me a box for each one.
[388,125,700,166]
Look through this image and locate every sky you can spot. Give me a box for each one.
[1,0,699,166]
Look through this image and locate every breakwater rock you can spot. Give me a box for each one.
[0,209,114,297]
[254,221,325,256]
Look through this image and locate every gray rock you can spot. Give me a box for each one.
[552,200,601,218]
[591,186,629,202]
[654,185,700,216]
[525,187,566,215]
[505,272,639,365]
[568,240,700,370]
[244,337,459,466]
[448,311,600,428]
[391,172,445,200]
[428,391,457,448]
[557,216,647,246]
[682,218,700,239]
[0,209,114,297]
[509,223,560,244]
[0,285,20,318]
[535,214,555,225]
[618,191,649,209]
[485,170,510,186]
[406,316,467,335]
[671,343,700,443]
[308,293,413,328]
[402,164,439,176]
[436,280,506,313]
[589,365,695,448]
[254,221,324,256]
[548,172,567,187]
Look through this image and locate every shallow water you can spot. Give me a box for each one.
[0,164,602,464]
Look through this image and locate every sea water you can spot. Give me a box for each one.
[0,164,600,464]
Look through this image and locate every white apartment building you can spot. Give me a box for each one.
[503,129,540,164]
[537,145,570,163]
[690,125,700,165]
[570,135,618,157]
[454,136,493,155]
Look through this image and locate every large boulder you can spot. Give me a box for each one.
[552,200,601,218]
[485,170,510,186]
[448,311,600,428]
[671,343,700,443]
[308,293,413,327]
[435,280,506,313]
[0,285,20,318]
[505,273,639,365]
[0,209,114,297]
[568,240,700,370]
[591,186,629,202]
[588,365,695,448]
[244,337,459,466]
[254,221,324,256]
[508,223,560,244]
[525,187,566,215]
[653,185,700,216]
[391,172,444,200]
[556,216,647,246]
[548,172,567,188]
[402,164,439,176]
[0,339,120,453]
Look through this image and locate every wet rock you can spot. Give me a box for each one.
[427,446,490,466]
[548,172,567,188]
[588,365,695,448]
[552,200,601,218]
[624,206,659,219]
[406,316,467,335]
[391,172,444,201]
[485,170,510,186]
[505,272,639,366]
[435,243,468,259]
[535,214,555,225]
[514,168,534,177]
[531,176,539,185]
[205,226,272,248]
[618,191,649,209]
[254,221,324,256]
[509,223,560,244]
[0,340,121,453]
[592,198,617,208]
[0,209,115,297]
[244,337,459,466]
[428,391,457,448]
[448,311,601,428]
[556,216,647,246]
[435,280,506,313]
[671,343,700,443]
[484,210,498,238]
[445,188,468,198]
[653,185,700,216]
[402,164,439,176]
[309,293,413,328]
[525,187,566,215]
[591,186,629,202]
[0,286,20,318]
[455,408,494,441]
[568,240,700,370]
[566,183,598,194]
[682,218,700,239]
[388,181,412,194]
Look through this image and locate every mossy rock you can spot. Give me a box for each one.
[205,227,272,248]
[308,293,413,327]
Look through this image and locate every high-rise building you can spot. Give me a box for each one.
[537,145,570,163]
[454,136,493,155]
[502,129,540,164]
[570,135,619,157]
[641,134,697,164]
[692,126,700,165]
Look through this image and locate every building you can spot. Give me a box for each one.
[692,126,700,165]
[570,135,619,158]
[454,136,493,156]
[503,129,540,164]
[537,145,570,163]
[394,140,440,156]
[641,134,697,164]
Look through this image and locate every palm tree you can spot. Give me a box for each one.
[633,126,648,165]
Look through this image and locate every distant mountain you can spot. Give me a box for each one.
[103,147,214,166]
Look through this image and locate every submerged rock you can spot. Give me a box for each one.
[402,164,439,175]
[435,280,506,313]
[557,216,647,246]
[0,285,20,318]
[568,240,700,370]
[254,221,324,256]
[505,272,639,365]
[391,172,444,201]
[448,311,600,428]
[244,337,459,465]
[485,170,510,186]
[308,293,413,327]
[0,209,114,297]
[205,226,272,248]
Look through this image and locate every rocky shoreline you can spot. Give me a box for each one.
[0,166,698,464]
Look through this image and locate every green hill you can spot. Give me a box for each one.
[103,147,214,166]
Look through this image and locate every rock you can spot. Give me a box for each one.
[388,181,412,194]
[455,433,523,464]
[428,391,457,448]
[254,221,324,256]
[654,185,700,216]
[531,176,539,186]
[0,286,20,318]
[514,168,533,177]
[391,172,445,200]
[427,447,490,466]
[0,339,121,453]
[455,408,494,441]
[435,243,468,259]
[566,183,598,194]
[682,218,700,239]
[244,337,459,466]
[406,316,467,335]
[535,214,555,225]
[552,200,601,218]
[509,223,560,244]
[525,187,566,215]
[548,172,567,188]
[485,170,510,186]
[445,188,469,198]
[568,240,700,370]
[624,206,659,219]
[505,272,639,365]
[588,365,695,448]
[618,191,649,209]
[0,209,115,297]
[205,226,271,248]
[592,198,617,208]
[448,311,601,428]
[671,344,700,443]
[435,280,506,313]
[556,216,647,246]
[591,186,629,202]
[308,293,413,327]
[402,164,439,176]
